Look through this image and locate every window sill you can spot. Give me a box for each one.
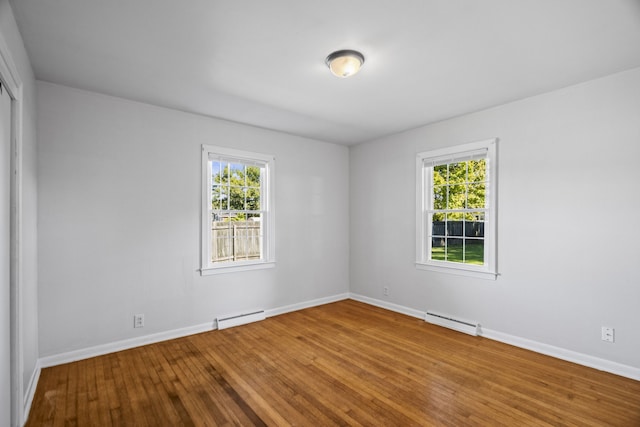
[415,262,497,280]
[201,261,276,276]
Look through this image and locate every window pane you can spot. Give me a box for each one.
[433,185,446,209]
[211,185,223,210]
[219,163,230,184]
[464,216,485,238]
[216,186,229,210]
[211,221,233,263]
[431,237,446,261]
[467,183,485,209]
[447,238,464,262]
[229,185,245,210]
[448,162,466,184]
[446,213,463,237]
[246,186,260,210]
[233,220,262,261]
[433,165,447,184]
[229,162,244,176]
[448,184,465,209]
[468,159,486,183]
[432,218,445,237]
[464,240,484,265]
[246,166,262,188]
[211,161,224,183]
[234,222,249,260]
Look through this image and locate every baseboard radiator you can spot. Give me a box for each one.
[216,310,266,330]
[425,311,479,336]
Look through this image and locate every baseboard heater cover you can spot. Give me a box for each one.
[216,310,266,330]
[425,310,479,336]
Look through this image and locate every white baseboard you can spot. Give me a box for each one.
[22,359,41,426]
[265,293,350,318]
[38,322,214,369]
[350,293,640,381]
[349,293,425,319]
[37,292,351,369]
[480,328,640,381]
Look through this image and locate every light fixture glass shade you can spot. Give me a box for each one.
[326,50,365,78]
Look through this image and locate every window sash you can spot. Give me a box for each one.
[426,158,488,266]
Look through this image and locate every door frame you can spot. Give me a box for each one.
[0,31,25,427]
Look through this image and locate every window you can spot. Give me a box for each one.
[416,138,497,279]
[201,145,275,274]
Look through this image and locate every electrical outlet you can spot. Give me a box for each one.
[383,286,389,296]
[601,326,614,343]
[134,314,144,328]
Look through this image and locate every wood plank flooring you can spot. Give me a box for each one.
[26,300,640,426]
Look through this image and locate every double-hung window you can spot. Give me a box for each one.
[416,138,497,279]
[201,145,275,275]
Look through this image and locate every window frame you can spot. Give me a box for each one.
[201,144,275,275]
[416,138,498,280]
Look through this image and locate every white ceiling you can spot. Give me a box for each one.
[9,0,640,145]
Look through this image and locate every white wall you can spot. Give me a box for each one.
[36,81,349,357]
[350,67,640,369]
[0,0,39,419]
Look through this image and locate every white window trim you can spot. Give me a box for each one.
[416,138,498,280]
[201,144,275,275]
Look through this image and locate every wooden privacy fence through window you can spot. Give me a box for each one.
[211,220,261,262]
[432,221,484,246]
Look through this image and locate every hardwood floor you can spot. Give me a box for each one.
[26,300,640,426]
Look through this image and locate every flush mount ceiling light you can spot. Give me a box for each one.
[325,49,365,78]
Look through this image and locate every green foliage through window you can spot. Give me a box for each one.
[430,159,487,265]
[211,162,262,220]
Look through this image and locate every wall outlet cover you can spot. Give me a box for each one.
[601,326,614,343]
[134,314,144,328]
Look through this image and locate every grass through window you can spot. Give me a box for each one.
[431,241,484,265]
